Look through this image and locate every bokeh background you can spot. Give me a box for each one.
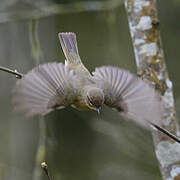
[0,0,179,180]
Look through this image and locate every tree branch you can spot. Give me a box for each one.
[0,66,23,79]
[124,0,180,179]
[41,162,52,180]
[151,123,180,144]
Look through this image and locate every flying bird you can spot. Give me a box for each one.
[12,32,164,128]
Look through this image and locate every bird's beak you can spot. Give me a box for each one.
[97,107,101,115]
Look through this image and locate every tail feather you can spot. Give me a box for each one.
[58,32,81,65]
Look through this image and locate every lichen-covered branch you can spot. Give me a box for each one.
[124,0,180,179]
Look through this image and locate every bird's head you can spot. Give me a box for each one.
[86,88,104,112]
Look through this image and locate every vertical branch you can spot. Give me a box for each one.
[29,19,47,180]
[124,0,180,179]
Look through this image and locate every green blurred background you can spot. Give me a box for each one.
[0,0,179,179]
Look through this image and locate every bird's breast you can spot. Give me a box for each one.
[71,74,97,110]
[71,96,90,110]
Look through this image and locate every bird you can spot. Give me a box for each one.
[12,32,164,128]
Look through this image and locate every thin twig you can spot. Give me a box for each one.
[0,66,23,79]
[41,162,52,180]
[151,123,180,144]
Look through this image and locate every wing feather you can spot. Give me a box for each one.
[13,62,76,117]
[93,66,164,128]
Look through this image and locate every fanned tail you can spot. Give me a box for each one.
[58,32,82,65]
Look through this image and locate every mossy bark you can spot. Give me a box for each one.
[125,0,180,179]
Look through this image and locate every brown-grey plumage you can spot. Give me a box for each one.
[13,63,76,117]
[58,32,90,75]
[92,66,164,128]
[13,32,163,129]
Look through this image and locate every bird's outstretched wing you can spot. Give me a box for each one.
[13,63,76,117]
[93,66,164,128]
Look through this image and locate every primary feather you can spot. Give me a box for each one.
[93,66,164,128]
[12,62,76,117]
